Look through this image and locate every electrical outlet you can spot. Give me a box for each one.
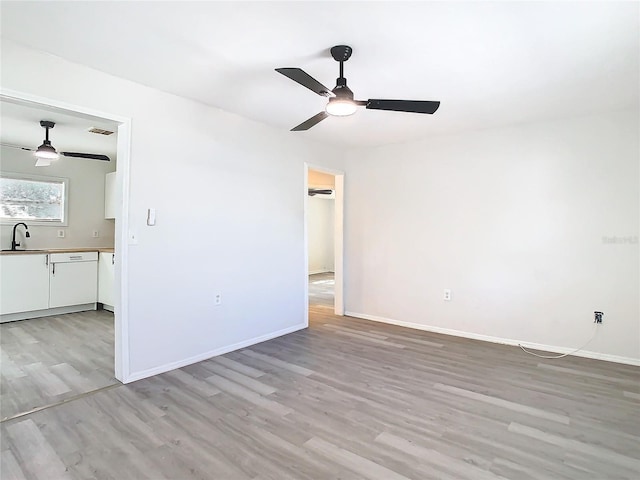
[594,311,604,324]
[92,230,100,238]
[214,293,222,306]
[57,229,65,238]
[444,289,452,301]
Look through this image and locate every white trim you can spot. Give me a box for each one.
[345,311,640,367]
[0,89,130,124]
[303,164,310,328]
[125,323,307,383]
[1,88,132,384]
[309,269,334,275]
[114,121,131,383]
[304,163,345,317]
[1,304,96,323]
[333,173,344,316]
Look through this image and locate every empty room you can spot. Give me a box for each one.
[0,2,638,480]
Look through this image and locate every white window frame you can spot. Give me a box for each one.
[0,172,70,226]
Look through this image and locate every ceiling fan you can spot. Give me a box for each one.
[276,45,440,131]
[308,188,333,196]
[1,120,111,167]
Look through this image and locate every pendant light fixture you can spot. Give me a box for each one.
[34,121,59,160]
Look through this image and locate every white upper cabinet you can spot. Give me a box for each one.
[105,171,116,219]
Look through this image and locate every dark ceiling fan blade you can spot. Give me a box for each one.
[366,99,440,114]
[308,189,333,196]
[276,68,335,97]
[60,152,111,161]
[291,112,329,131]
[1,142,35,152]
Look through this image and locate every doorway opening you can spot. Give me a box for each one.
[0,91,131,421]
[305,164,344,324]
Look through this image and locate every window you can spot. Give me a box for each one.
[0,173,69,225]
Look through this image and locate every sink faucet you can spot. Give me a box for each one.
[11,222,30,251]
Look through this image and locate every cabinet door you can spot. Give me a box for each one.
[98,252,115,306]
[105,172,116,219]
[0,254,50,315]
[49,261,98,308]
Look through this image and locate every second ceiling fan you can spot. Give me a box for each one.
[276,45,440,131]
[2,120,111,166]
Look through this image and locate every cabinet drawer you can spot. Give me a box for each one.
[50,252,98,263]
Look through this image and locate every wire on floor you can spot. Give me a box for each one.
[518,324,599,359]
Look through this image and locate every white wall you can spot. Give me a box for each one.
[0,146,116,249]
[345,110,639,363]
[308,195,334,274]
[1,40,345,378]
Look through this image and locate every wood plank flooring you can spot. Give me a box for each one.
[1,305,639,479]
[309,272,334,308]
[0,310,116,421]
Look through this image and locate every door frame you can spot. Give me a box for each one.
[304,162,345,324]
[1,88,132,383]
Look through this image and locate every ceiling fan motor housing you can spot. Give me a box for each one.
[332,81,354,100]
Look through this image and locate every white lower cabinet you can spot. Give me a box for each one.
[49,252,99,308]
[0,251,100,320]
[98,252,115,308]
[0,254,50,315]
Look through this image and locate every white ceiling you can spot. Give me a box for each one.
[0,100,119,161]
[1,1,638,148]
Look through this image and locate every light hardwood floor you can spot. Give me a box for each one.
[1,305,639,479]
[1,310,117,421]
[309,272,334,308]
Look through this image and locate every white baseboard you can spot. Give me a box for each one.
[345,311,640,367]
[0,304,97,323]
[124,323,307,383]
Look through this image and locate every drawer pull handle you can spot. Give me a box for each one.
[69,255,83,260]
[45,254,49,267]
[52,263,55,275]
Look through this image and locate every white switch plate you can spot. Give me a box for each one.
[214,293,222,306]
[57,229,65,238]
[92,230,100,238]
[147,208,156,226]
[444,289,452,301]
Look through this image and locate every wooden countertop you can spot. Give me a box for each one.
[0,248,115,255]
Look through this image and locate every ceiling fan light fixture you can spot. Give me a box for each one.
[325,98,357,116]
[34,158,52,167]
[34,140,59,160]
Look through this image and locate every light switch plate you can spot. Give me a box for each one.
[147,208,156,226]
